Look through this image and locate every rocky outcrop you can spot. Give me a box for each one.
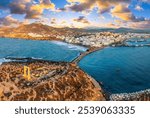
[110,89,150,101]
[0,60,105,101]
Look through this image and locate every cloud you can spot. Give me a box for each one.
[111,4,135,21]
[141,0,150,3]
[9,0,40,19]
[63,0,144,22]
[50,18,57,24]
[111,4,147,22]
[9,0,55,19]
[114,18,150,29]
[105,23,119,28]
[64,0,131,13]
[64,0,96,13]
[128,20,150,29]
[64,0,147,23]
[73,16,90,24]
[61,21,67,24]
[0,15,20,26]
[32,0,55,11]
[135,5,143,11]
[9,0,31,14]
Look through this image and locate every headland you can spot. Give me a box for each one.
[0,23,150,101]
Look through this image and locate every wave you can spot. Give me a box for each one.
[5,56,43,61]
[51,41,87,51]
[0,58,11,65]
[0,57,44,65]
[0,59,3,65]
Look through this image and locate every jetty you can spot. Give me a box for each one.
[110,89,150,101]
[72,46,104,64]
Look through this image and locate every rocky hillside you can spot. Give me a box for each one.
[0,23,84,40]
[0,60,105,101]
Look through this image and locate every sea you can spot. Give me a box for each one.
[0,37,150,94]
[79,38,150,94]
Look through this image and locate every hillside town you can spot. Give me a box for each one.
[0,23,150,101]
[65,32,150,47]
[0,23,150,48]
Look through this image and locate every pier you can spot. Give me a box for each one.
[72,46,104,64]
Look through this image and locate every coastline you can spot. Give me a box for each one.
[0,59,105,101]
[0,37,107,101]
[71,46,105,64]
[0,36,130,100]
[0,36,61,41]
[110,89,150,101]
[1,37,150,101]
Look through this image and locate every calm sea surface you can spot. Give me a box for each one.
[79,38,150,94]
[0,38,87,62]
[0,37,150,94]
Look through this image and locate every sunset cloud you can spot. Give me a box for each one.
[111,4,135,21]
[31,0,55,11]
[64,0,131,13]
[0,15,20,26]
[9,0,55,19]
[73,16,90,24]
[114,19,150,29]
[128,20,150,29]
[111,4,148,22]
[64,0,148,23]
[50,18,57,24]
[0,0,149,29]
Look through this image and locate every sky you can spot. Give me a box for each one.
[0,0,150,29]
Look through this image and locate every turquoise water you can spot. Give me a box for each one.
[0,38,87,62]
[125,38,150,46]
[1,37,150,94]
[79,38,150,94]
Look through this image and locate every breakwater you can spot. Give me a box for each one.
[72,47,104,64]
[115,44,150,47]
[110,89,150,101]
[0,59,105,101]
[79,38,150,95]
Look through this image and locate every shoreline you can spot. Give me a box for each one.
[0,59,105,101]
[0,36,62,41]
[1,37,150,100]
[0,36,107,100]
[72,46,105,64]
[0,36,89,50]
[0,37,129,98]
[110,89,150,101]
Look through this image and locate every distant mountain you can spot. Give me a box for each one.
[85,27,150,33]
[1,24,150,40]
[0,23,84,40]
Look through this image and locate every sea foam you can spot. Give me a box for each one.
[51,41,87,51]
